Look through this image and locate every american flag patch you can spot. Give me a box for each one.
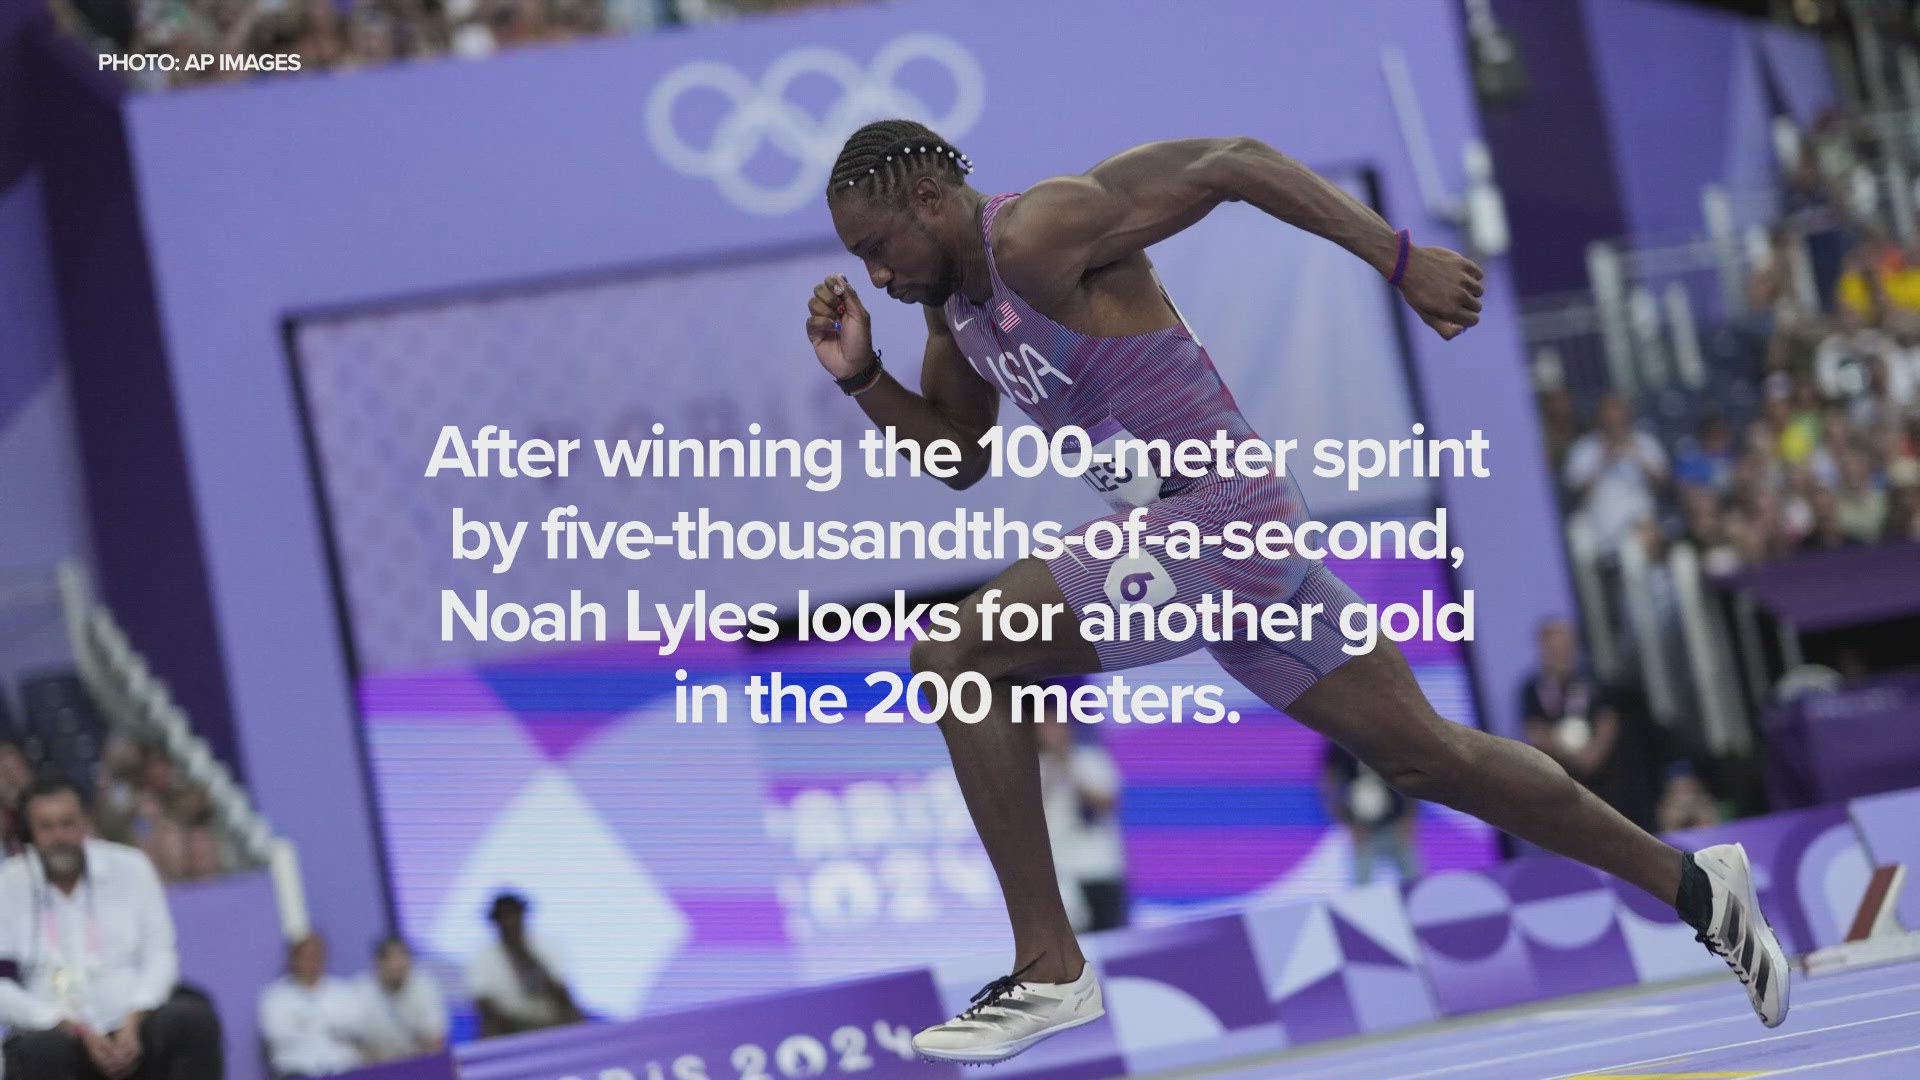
[996,301,1021,332]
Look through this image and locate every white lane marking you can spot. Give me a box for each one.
[1381,998,1920,1080]
[1281,966,1920,1080]
[1757,1042,1920,1076]
[1535,1008,1920,1080]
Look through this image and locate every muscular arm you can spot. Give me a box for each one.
[807,280,1000,489]
[997,137,1484,338]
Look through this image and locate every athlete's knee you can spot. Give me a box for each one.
[910,634,1012,684]
[1373,723,1480,804]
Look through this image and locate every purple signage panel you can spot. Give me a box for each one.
[1766,671,1920,808]
[1090,914,1284,1075]
[167,869,285,1080]
[340,1054,459,1080]
[1848,786,1920,934]
[1244,881,1439,1047]
[1404,856,1641,1018]
[454,968,955,1080]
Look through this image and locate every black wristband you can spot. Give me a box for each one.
[836,349,884,395]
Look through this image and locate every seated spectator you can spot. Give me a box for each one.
[467,892,581,1038]
[1535,383,1578,477]
[1682,488,1745,577]
[1563,393,1668,557]
[1321,740,1420,886]
[0,775,224,1079]
[1835,237,1920,327]
[1832,448,1888,543]
[1767,372,1825,467]
[1779,461,1821,547]
[1800,487,1852,552]
[0,739,33,858]
[1886,479,1920,542]
[351,937,447,1063]
[1846,354,1915,431]
[260,933,366,1077]
[90,729,150,847]
[1673,415,1738,493]
[131,748,225,884]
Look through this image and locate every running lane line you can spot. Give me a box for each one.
[1536,1008,1920,1080]
[1379,998,1920,1080]
[1754,1043,1920,1076]
[1295,968,1920,1080]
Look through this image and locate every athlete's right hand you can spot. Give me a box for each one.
[806,274,875,379]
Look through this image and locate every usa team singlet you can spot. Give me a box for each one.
[941,193,1365,706]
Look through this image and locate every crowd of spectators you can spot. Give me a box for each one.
[4,761,584,1078]
[90,729,231,884]
[253,889,586,1075]
[1523,106,1920,835]
[259,932,453,1076]
[43,0,861,88]
[1541,112,1920,581]
[4,732,229,883]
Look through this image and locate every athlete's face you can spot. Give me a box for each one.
[829,181,959,306]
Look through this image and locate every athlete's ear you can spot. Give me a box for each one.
[910,173,945,215]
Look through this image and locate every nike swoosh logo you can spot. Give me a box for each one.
[954,317,973,330]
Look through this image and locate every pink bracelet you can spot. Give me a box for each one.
[1388,229,1411,288]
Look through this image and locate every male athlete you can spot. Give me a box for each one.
[802,119,1786,1064]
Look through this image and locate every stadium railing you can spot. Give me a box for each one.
[57,559,311,937]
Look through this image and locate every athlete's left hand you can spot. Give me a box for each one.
[1396,245,1484,340]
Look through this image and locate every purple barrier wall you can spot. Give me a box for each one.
[22,32,243,773]
[422,788,1904,1080]
[1849,787,1920,933]
[339,1054,459,1080]
[168,869,284,1080]
[0,0,90,694]
[1584,0,1834,241]
[1766,670,1920,809]
[1729,542,1920,632]
[1482,0,1631,298]
[1480,0,1832,300]
[455,968,951,1080]
[0,0,40,192]
[117,0,1572,949]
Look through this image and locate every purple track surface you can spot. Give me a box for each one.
[1161,960,1920,1079]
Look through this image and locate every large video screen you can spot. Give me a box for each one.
[289,189,1500,1018]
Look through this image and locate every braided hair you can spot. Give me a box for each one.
[827,119,974,203]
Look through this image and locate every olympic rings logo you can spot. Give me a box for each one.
[645,33,986,216]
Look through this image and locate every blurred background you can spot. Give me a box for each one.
[2,0,1918,1077]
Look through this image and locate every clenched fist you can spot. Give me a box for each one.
[1396,245,1485,341]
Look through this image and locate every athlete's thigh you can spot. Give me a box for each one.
[1215,626,1461,771]
[1201,561,1353,704]
[1039,494,1245,673]
[943,555,1103,680]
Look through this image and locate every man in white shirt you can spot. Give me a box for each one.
[258,934,365,1077]
[1563,394,1670,558]
[349,938,446,1063]
[466,893,581,1038]
[0,775,223,1079]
